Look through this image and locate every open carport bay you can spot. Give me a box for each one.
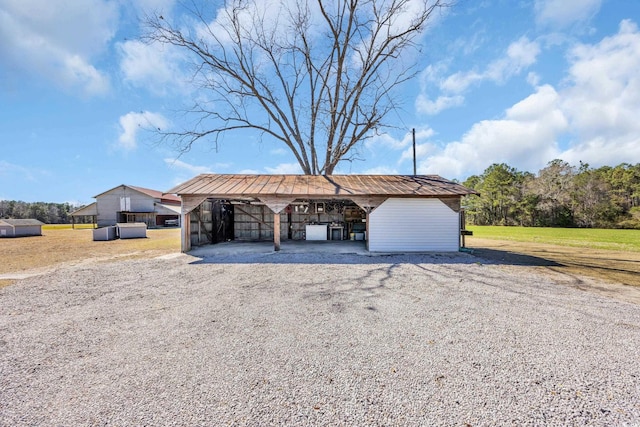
[1,251,639,425]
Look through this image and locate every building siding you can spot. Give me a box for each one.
[96,186,156,227]
[13,225,42,237]
[368,198,459,252]
[0,221,43,237]
[0,224,14,237]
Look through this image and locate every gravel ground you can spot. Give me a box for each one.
[1,251,639,426]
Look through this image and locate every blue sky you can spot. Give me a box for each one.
[1,0,640,204]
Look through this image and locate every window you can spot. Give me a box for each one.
[120,197,131,211]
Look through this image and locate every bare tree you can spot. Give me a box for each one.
[144,0,447,174]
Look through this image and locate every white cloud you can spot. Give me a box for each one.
[117,111,169,152]
[418,37,540,115]
[198,0,321,48]
[399,142,437,163]
[130,0,176,16]
[360,166,399,175]
[264,162,303,174]
[527,71,541,86]
[558,19,640,165]
[366,127,435,150]
[119,40,189,95]
[164,158,213,175]
[415,20,640,178]
[415,94,464,115]
[419,85,567,178]
[366,0,447,51]
[0,0,117,95]
[64,55,110,95]
[534,0,602,29]
[442,37,540,93]
[0,160,46,183]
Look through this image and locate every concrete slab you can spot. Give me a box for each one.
[188,240,368,257]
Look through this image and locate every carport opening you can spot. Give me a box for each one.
[188,198,367,248]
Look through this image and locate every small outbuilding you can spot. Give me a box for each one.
[166,174,477,253]
[0,219,44,237]
[92,225,117,241]
[116,222,147,239]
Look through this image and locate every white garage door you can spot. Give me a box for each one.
[368,198,459,252]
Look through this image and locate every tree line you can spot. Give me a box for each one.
[4,160,639,229]
[462,160,640,229]
[0,200,86,224]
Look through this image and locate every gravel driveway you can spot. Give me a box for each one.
[1,251,639,426]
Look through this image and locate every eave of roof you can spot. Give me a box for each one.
[155,203,182,215]
[166,174,478,198]
[70,202,98,216]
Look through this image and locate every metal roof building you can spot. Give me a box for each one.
[0,219,44,237]
[167,174,477,253]
[71,184,182,228]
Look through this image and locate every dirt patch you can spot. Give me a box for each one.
[467,237,640,304]
[0,228,180,286]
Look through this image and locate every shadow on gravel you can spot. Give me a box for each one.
[186,248,561,267]
[468,248,563,267]
[187,253,477,265]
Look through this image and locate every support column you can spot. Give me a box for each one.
[258,196,295,252]
[365,210,370,251]
[179,195,209,253]
[181,212,191,252]
[273,212,281,251]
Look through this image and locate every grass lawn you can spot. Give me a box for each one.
[467,226,640,252]
[43,224,96,230]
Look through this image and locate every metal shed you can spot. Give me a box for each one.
[92,225,117,241]
[0,219,44,237]
[166,174,477,253]
[116,222,147,239]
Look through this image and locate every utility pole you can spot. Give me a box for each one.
[412,128,417,175]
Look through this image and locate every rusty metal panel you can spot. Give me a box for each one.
[166,174,478,198]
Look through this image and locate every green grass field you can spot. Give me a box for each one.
[467,226,640,252]
[43,224,96,230]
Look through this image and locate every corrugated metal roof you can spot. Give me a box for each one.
[166,174,477,198]
[94,185,181,203]
[129,185,181,204]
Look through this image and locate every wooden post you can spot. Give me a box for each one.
[273,212,281,251]
[181,212,191,252]
[365,210,370,251]
[257,197,295,252]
